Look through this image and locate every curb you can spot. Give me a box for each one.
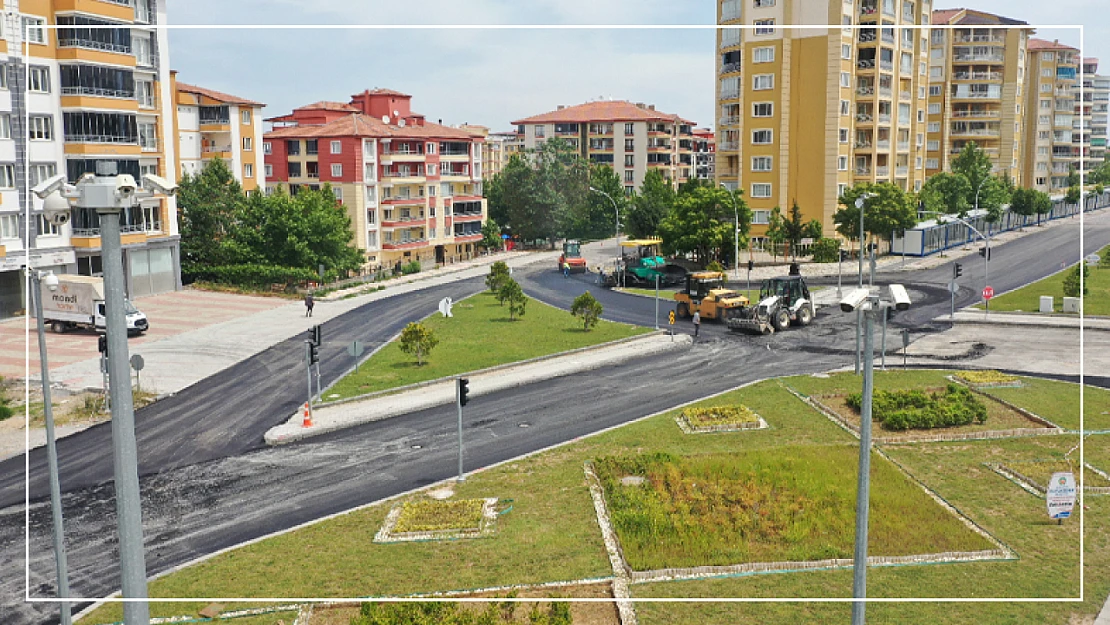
[944,312,1110,332]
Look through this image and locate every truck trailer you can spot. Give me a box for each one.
[35,275,149,335]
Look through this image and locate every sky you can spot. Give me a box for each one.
[166,0,1105,133]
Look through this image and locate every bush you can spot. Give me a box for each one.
[486,261,510,293]
[810,238,841,263]
[846,384,987,431]
[571,291,603,330]
[400,260,421,275]
[0,378,12,421]
[705,260,725,273]
[399,322,438,366]
[183,263,320,288]
[1062,263,1090,298]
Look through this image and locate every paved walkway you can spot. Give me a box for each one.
[266,333,692,445]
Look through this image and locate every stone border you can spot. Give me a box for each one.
[373,497,499,543]
[674,412,769,434]
[584,458,1013,588]
[799,389,1063,445]
[986,462,1110,496]
[584,462,638,625]
[946,376,1065,430]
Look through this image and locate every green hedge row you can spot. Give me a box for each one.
[846,383,987,431]
[183,263,324,288]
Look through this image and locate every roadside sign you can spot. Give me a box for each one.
[901,329,910,348]
[348,340,366,373]
[129,354,144,371]
[668,310,676,325]
[1046,472,1077,520]
[1087,254,1101,265]
[948,281,959,294]
[982,286,995,300]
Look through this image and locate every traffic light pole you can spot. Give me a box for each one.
[304,341,314,410]
[654,274,660,330]
[456,378,466,483]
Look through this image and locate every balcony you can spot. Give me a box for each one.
[950,126,1000,138]
[897,141,910,151]
[876,140,891,150]
[953,71,1003,81]
[856,113,874,124]
[718,140,739,151]
[879,86,893,98]
[878,113,892,124]
[381,195,425,205]
[860,3,878,18]
[953,53,1004,63]
[380,214,425,227]
[721,62,741,74]
[719,115,740,126]
[952,90,1001,101]
[876,166,890,176]
[899,91,911,101]
[855,140,873,149]
[201,144,233,159]
[951,109,1000,119]
[954,34,1005,45]
[719,89,740,100]
[381,238,429,250]
[857,59,877,72]
[57,37,131,55]
[855,167,872,176]
[857,85,875,97]
[879,60,893,71]
[895,166,909,177]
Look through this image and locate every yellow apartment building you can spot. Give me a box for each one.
[173,76,266,192]
[1023,38,1082,193]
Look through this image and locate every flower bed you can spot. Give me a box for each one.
[375,497,499,543]
[675,404,768,433]
[845,384,987,431]
[954,370,1024,389]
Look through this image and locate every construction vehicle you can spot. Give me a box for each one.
[673,271,749,321]
[727,275,814,334]
[615,239,686,287]
[558,240,588,273]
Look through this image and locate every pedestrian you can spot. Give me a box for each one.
[563,261,570,278]
[692,310,700,338]
[304,293,314,317]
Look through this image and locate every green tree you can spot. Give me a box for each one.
[499,154,538,242]
[1065,166,1082,205]
[943,143,1010,221]
[484,170,507,227]
[498,278,527,320]
[177,158,245,269]
[481,217,503,252]
[1090,160,1110,185]
[572,164,625,240]
[782,201,809,260]
[657,184,736,264]
[399,322,439,366]
[1008,187,1036,230]
[765,206,787,261]
[570,291,604,331]
[1062,262,1090,298]
[919,172,972,217]
[1033,188,1054,225]
[804,219,823,241]
[486,261,510,294]
[626,169,675,238]
[835,182,916,250]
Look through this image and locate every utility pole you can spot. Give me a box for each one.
[852,300,876,625]
[654,274,660,330]
[457,378,469,482]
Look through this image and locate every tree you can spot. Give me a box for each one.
[481,217,503,252]
[1090,160,1110,186]
[484,170,507,227]
[1008,187,1036,230]
[765,206,786,261]
[944,143,1010,221]
[834,182,917,249]
[486,261,510,294]
[570,291,603,331]
[399,322,438,366]
[1033,189,1054,225]
[782,201,808,260]
[570,164,625,241]
[1065,166,1082,205]
[177,158,245,269]
[804,219,823,242]
[1062,262,1090,298]
[498,278,527,320]
[626,169,675,238]
[657,185,737,265]
[919,172,972,217]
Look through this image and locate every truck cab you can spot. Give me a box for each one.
[94,300,149,335]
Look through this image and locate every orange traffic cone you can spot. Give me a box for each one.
[302,402,313,428]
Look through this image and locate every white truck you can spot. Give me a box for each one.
[36,275,149,335]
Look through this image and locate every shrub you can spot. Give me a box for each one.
[486,261,510,294]
[705,260,725,273]
[571,291,603,330]
[810,238,841,263]
[0,378,12,422]
[400,260,421,275]
[183,263,320,288]
[399,322,438,366]
[846,384,987,431]
[1062,263,1090,298]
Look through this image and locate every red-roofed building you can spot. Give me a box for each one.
[692,128,715,181]
[174,75,267,192]
[511,100,696,193]
[1023,39,1086,192]
[264,90,486,267]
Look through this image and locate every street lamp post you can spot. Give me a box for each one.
[35,166,177,625]
[921,210,990,310]
[721,183,740,282]
[28,267,71,625]
[589,186,620,287]
[854,193,878,375]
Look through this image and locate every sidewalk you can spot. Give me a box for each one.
[947,310,1110,332]
[265,332,692,445]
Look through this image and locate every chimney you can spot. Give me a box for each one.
[438,119,442,125]
[648,104,656,111]
[557,105,565,110]
[636,102,645,109]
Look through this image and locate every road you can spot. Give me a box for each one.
[2,210,1108,624]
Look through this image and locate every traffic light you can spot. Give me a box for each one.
[308,342,319,365]
[309,324,322,346]
[458,377,470,407]
[747,259,754,272]
[953,263,963,279]
[978,247,991,261]
[98,335,107,354]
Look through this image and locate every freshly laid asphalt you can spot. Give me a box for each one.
[2,209,1109,624]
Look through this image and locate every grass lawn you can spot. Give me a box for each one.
[326,291,651,400]
[999,459,1110,491]
[78,372,1110,625]
[974,244,1110,315]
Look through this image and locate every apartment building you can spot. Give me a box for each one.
[0,0,178,319]
[512,100,696,194]
[1022,39,1083,192]
[173,76,265,191]
[1081,59,1108,166]
[693,127,715,180]
[485,130,519,178]
[925,9,1030,183]
[715,0,930,243]
[264,89,487,268]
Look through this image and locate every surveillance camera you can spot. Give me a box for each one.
[116,174,137,198]
[41,191,72,226]
[839,287,872,313]
[142,173,178,196]
[888,284,911,311]
[31,173,69,199]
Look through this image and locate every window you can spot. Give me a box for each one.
[534,125,545,138]
[624,185,634,195]
[926,158,939,168]
[331,140,342,154]
[426,142,436,154]
[331,164,343,177]
[28,115,52,140]
[1040,83,1052,93]
[138,122,156,149]
[624,138,634,150]
[752,102,773,117]
[241,110,251,124]
[0,214,17,239]
[840,100,850,116]
[753,46,775,63]
[929,85,942,96]
[751,183,772,198]
[842,44,852,60]
[928,103,941,114]
[306,139,318,155]
[264,164,273,177]
[754,19,775,35]
[0,164,14,188]
[236,136,250,151]
[838,156,848,171]
[927,122,939,132]
[427,163,437,176]
[136,80,154,107]
[624,170,634,182]
[917,109,925,123]
[927,140,939,151]
[244,163,254,178]
[0,115,9,140]
[286,140,300,155]
[624,155,634,166]
[752,129,773,144]
[263,142,272,155]
[23,17,45,44]
[0,64,7,90]
[1040,99,1051,110]
[1042,52,1055,62]
[625,123,635,135]
[133,35,152,66]
[751,156,772,171]
[931,30,944,45]
[753,74,774,90]
[754,0,775,6]
[288,162,302,177]
[752,210,771,225]
[28,66,49,93]
[841,72,851,88]
[37,214,60,237]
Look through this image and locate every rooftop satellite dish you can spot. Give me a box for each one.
[438,296,453,318]
[382,115,390,123]
[393,110,400,116]
[398,119,406,127]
